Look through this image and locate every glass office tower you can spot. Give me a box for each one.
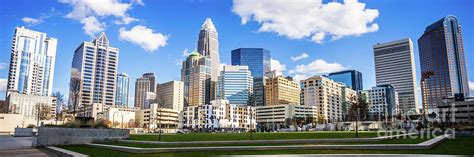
[327,70,363,91]
[217,66,253,106]
[418,15,469,113]
[115,73,129,107]
[231,48,271,106]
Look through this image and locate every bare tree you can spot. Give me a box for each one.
[52,92,64,124]
[69,69,82,120]
[35,103,52,126]
[247,93,256,140]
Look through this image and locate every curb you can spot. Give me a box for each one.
[45,146,90,157]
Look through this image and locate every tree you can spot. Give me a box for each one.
[52,92,64,124]
[34,103,52,126]
[317,114,326,124]
[69,72,82,120]
[247,93,256,140]
[348,94,368,138]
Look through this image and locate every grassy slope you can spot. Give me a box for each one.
[128,131,385,142]
[59,137,474,156]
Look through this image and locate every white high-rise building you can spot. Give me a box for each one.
[373,38,420,114]
[7,27,57,97]
[217,66,253,106]
[301,76,356,123]
[359,85,400,119]
[69,32,118,118]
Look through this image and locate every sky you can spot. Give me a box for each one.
[0,0,473,107]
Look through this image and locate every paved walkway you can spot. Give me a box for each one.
[0,135,54,157]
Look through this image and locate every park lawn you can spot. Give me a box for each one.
[59,137,474,157]
[101,136,431,148]
[128,131,387,142]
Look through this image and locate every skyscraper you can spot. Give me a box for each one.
[418,15,470,113]
[231,48,271,106]
[197,18,220,82]
[181,51,212,107]
[7,27,57,97]
[217,65,253,106]
[156,80,184,111]
[327,70,363,91]
[115,73,129,107]
[69,32,118,117]
[134,73,156,109]
[373,38,420,114]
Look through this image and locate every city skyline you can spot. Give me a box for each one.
[0,0,473,109]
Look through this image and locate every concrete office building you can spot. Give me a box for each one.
[181,99,256,131]
[301,76,356,123]
[144,92,156,109]
[418,15,470,113]
[135,103,180,133]
[327,70,363,91]
[134,73,156,109]
[7,27,57,97]
[231,48,271,106]
[69,32,118,117]
[115,73,129,107]
[265,75,300,106]
[156,80,184,111]
[197,18,219,102]
[101,106,137,128]
[359,85,400,119]
[217,66,253,106]
[181,51,212,107]
[256,104,317,128]
[6,92,56,120]
[373,38,420,114]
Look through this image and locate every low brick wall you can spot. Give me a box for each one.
[14,128,34,137]
[34,127,129,147]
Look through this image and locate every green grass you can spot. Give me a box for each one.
[62,137,474,157]
[101,136,430,148]
[59,137,474,157]
[129,131,386,142]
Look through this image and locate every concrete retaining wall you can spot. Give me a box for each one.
[14,128,34,137]
[35,127,129,147]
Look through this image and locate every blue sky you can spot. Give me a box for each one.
[0,0,473,106]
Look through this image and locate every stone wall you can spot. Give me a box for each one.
[34,127,129,147]
[14,128,34,137]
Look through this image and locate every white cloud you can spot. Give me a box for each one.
[292,74,309,83]
[289,59,347,76]
[22,17,43,25]
[270,58,286,76]
[80,16,106,36]
[60,0,140,36]
[469,81,474,93]
[182,48,191,57]
[0,79,6,92]
[232,0,379,43]
[0,63,7,69]
[131,0,145,6]
[119,25,168,52]
[291,53,309,61]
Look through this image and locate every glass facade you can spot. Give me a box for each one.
[115,73,129,107]
[217,66,253,105]
[231,48,271,106]
[7,27,57,97]
[418,15,469,112]
[327,70,363,91]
